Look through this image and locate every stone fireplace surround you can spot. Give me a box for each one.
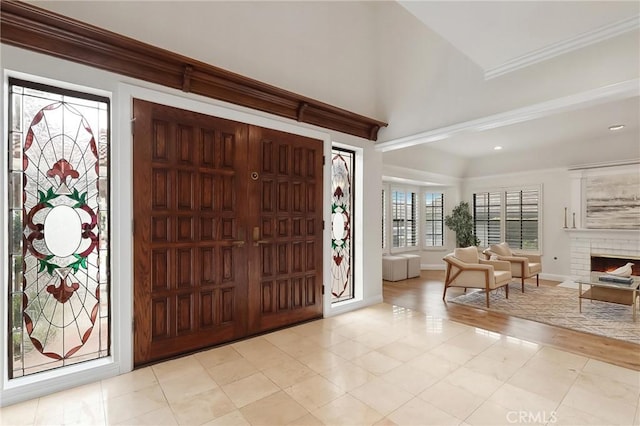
[568,229,640,279]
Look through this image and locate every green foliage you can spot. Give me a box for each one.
[444,201,480,247]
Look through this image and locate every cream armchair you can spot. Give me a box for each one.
[483,242,542,293]
[443,246,512,308]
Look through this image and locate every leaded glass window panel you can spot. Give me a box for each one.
[7,79,110,378]
[331,148,354,303]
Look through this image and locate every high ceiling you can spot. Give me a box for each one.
[382,1,640,168]
[398,1,639,77]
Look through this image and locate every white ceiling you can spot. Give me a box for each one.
[383,1,640,165]
[397,1,640,75]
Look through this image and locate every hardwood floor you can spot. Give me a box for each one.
[383,270,640,371]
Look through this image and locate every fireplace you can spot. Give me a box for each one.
[590,254,640,276]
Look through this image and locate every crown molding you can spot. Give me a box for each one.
[485,15,640,80]
[375,79,640,152]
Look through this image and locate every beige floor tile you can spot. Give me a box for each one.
[194,345,242,369]
[349,377,414,416]
[328,339,372,360]
[101,367,158,400]
[287,413,325,425]
[562,384,637,425]
[373,417,398,426]
[159,369,219,404]
[312,394,384,426]
[206,357,258,385]
[35,382,105,425]
[480,336,540,366]
[264,328,305,348]
[352,329,401,350]
[388,398,461,426]
[103,384,167,424]
[507,361,578,403]
[298,350,346,374]
[446,328,501,355]
[151,354,205,383]
[465,400,527,426]
[530,346,589,371]
[239,391,308,426]
[201,410,250,426]
[284,374,345,410]
[429,342,478,366]
[0,398,38,425]
[304,330,349,348]
[407,352,462,379]
[464,353,525,382]
[380,364,439,395]
[583,358,640,389]
[376,341,425,362]
[221,372,280,408]
[170,388,236,425]
[262,359,317,388]
[321,361,376,392]
[552,404,612,426]
[352,350,402,375]
[573,370,640,406]
[117,406,178,425]
[279,337,325,359]
[443,366,505,399]
[419,380,485,420]
[232,337,294,370]
[489,383,559,414]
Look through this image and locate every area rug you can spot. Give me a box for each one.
[449,282,640,344]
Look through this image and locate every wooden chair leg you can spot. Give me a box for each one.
[486,290,490,308]
[521,276,525,293]
[505,283,509,299]
[536,274,539,287]
[442,284,448,301]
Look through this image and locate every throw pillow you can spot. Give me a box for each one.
[490,242,512,257]
[454,246,479,264]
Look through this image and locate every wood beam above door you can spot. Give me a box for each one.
[0,0,388,141]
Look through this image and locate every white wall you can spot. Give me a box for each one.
[30,0,381,120]
[0,44,383,405]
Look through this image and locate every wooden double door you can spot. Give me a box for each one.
[132,100,323,365]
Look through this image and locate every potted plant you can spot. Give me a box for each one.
[445,201,480,247]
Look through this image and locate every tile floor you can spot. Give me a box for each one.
[1,303,639,425]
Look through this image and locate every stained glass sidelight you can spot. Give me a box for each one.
[330,148,355,303]
[8,79,110,378]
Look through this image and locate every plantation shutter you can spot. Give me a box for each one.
[506,189,539,250]
[473,192,501,247]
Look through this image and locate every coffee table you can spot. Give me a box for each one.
[576,273,640,321]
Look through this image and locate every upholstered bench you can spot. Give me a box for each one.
[399,253,421,278]
[382,256,408,281]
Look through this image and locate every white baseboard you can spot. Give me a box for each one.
[540,273,570,282]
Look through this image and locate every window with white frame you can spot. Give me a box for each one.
[424,192,444,247]
[473,188,540,250]
[391,189,418,249]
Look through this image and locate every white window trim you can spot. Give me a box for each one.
[472,184,543,254]
[388,184,420,254]
[423,191,446,250]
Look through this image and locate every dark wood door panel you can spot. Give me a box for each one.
[247,126,323,333]
[133,100,324,365]
[133,99,249,365]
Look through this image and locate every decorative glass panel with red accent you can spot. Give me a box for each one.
[331,148,355,303]
[8,79,110,378]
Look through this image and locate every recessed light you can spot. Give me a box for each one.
[494,146,503,150]
[608,124,625,131]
